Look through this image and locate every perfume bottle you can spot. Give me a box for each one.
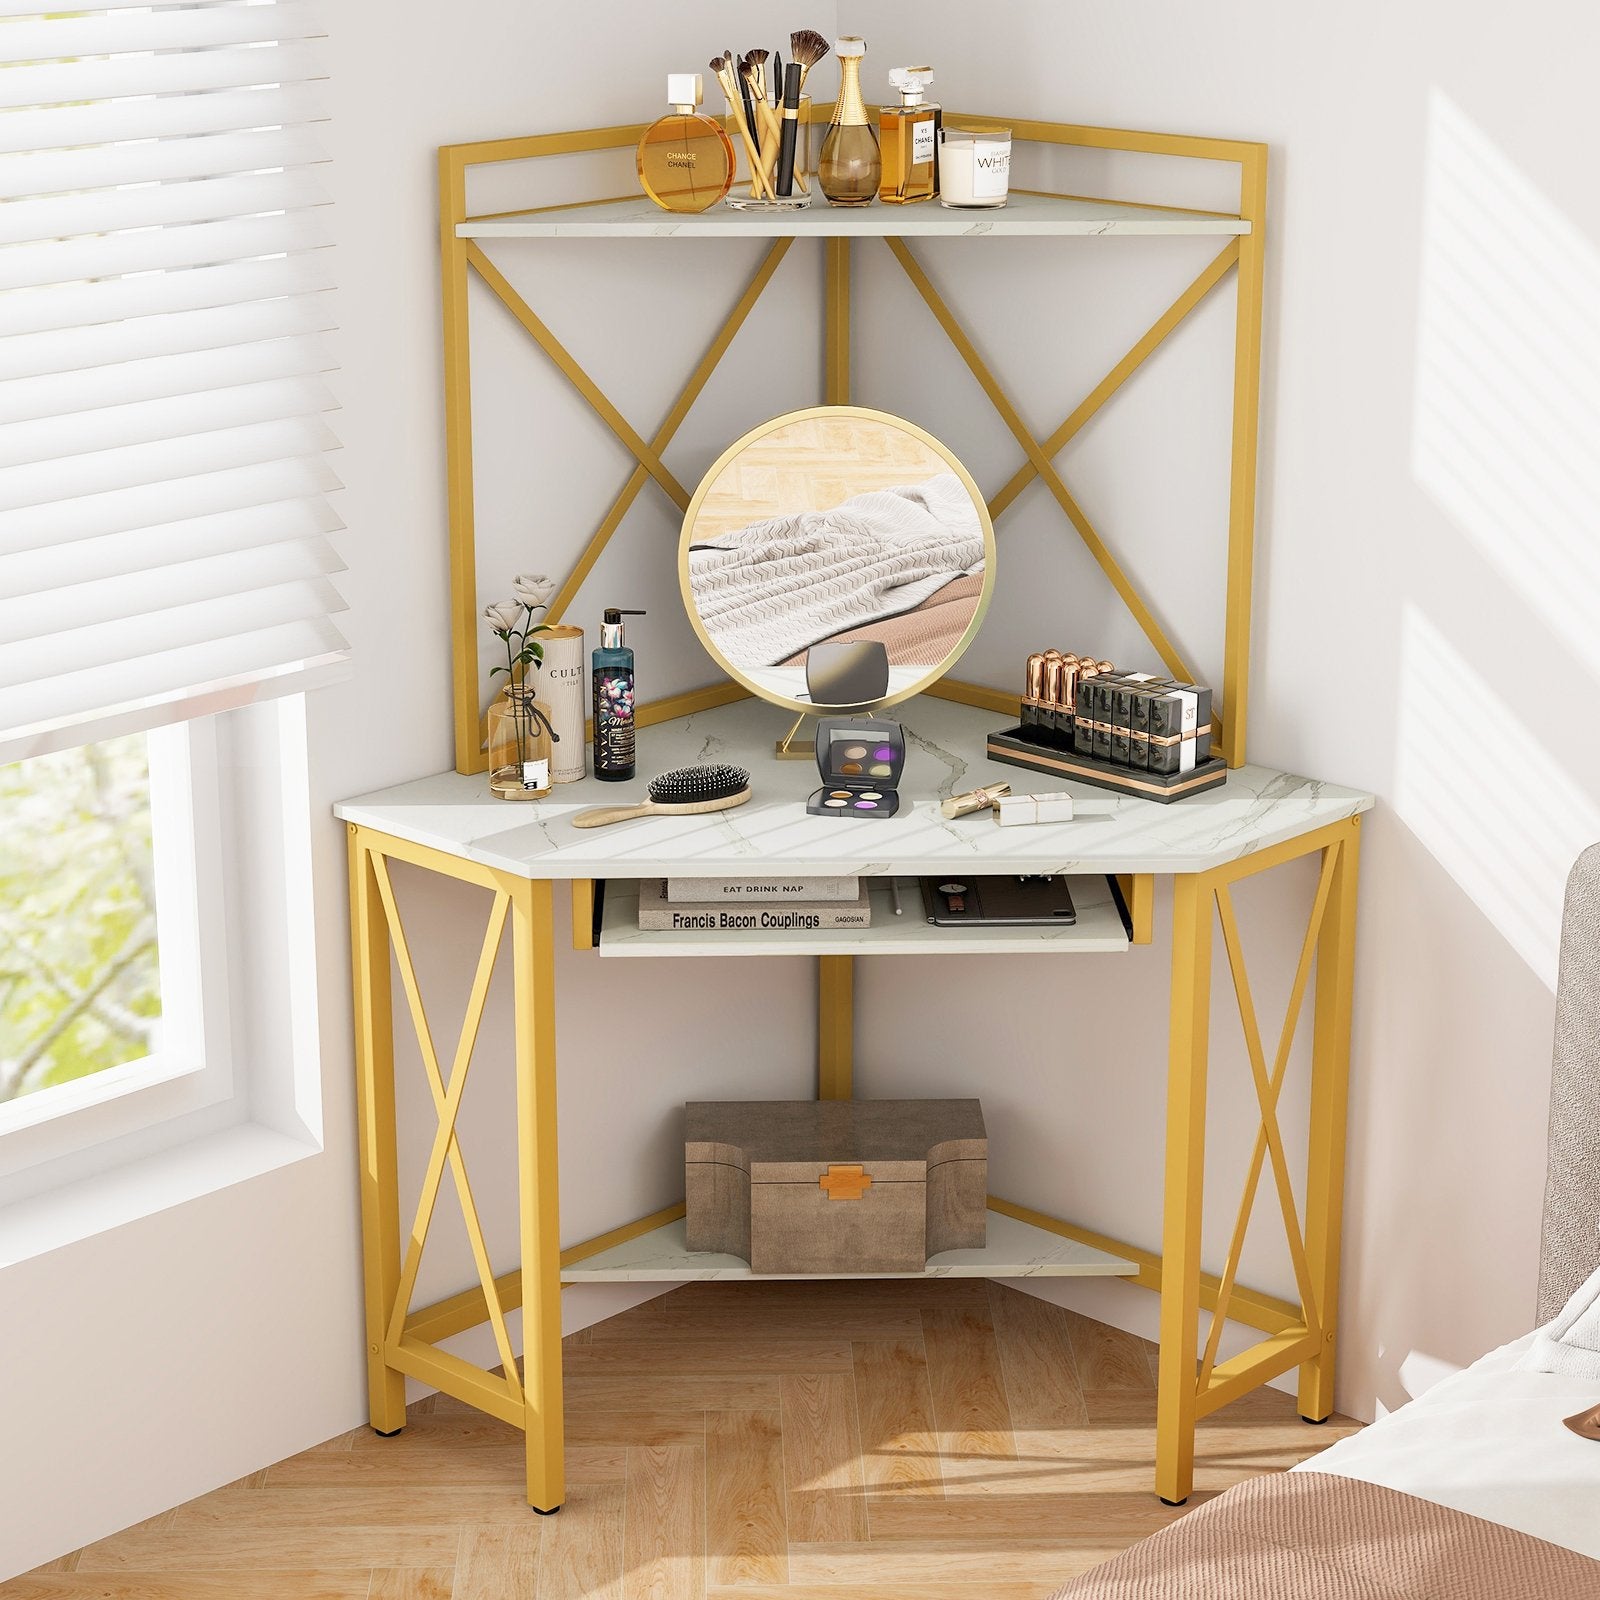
[818,38,879,206]
[879,67,938,203]
[637,74,735,214]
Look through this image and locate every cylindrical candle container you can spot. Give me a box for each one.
[538,624,588,783]
[939,125,1011,208]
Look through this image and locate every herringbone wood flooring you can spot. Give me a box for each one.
[5,1280,1357,1598]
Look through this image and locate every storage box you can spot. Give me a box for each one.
[685,1099,987,1274]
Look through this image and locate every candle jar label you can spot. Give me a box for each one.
[973,143,1010,199]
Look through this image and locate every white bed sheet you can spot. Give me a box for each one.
[1294,1332,1600,1558]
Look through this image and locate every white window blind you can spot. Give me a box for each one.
[0,0,345,762]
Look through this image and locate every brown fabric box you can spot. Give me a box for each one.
[684,1099,987,1274]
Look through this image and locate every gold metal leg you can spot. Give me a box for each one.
[1221,146,1268,769]
[506,875,565,1513]
[825,237,850,404]
[1156,871,1213,1505]
[818,954,853,1101]
[347,826,407,1434]
[1299,816,1361,1420]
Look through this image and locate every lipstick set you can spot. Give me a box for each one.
[989,649,1228,802]
[1020,650,1115,751]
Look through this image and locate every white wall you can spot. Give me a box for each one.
[6,0,1596,1574]
[844,0,1600,1416]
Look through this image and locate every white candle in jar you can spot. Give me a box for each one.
[940,126,1011,208]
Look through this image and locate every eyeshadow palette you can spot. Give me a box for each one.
[805,716,905,819]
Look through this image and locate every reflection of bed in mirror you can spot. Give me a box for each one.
[680,408,995,718]
[687,470,986,680]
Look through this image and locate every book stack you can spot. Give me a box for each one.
[638,876,870,933]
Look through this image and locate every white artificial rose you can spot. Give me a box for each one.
[512,573,556,610]
[483,600,522,634]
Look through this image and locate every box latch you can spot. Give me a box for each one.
[819,1163,873,1200]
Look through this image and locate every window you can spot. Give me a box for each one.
[0,734,162,1107]
[0,1,342,1192]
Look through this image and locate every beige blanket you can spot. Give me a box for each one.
[1048,1470,1600,1599]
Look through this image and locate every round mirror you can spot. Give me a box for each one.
[679,406,995,716]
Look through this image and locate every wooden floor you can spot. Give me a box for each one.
[6,1279,1357,1599]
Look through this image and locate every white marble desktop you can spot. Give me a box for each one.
[334,695,1374,881]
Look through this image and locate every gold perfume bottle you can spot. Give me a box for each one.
[879,67,938,203]
[818,38,880,206]
[637,74,735,214]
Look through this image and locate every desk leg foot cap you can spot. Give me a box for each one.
[372,1427,404,1438]
[1300,1414,1330,1425]
[1159,1496,1188,1507]
[532,1504,562,1517]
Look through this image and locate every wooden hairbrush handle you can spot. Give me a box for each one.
[571,803,656,829]
[571,790,751,829]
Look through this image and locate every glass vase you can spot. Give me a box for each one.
[487,683,554,802]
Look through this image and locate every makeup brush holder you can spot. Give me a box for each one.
[723,194,810,212]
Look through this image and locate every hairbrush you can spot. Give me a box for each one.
[571,764,752,829]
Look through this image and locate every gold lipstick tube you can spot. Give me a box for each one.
[1020,652,1046,735]
[939,781,1013,819]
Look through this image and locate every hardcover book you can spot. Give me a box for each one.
[641,879,871,930]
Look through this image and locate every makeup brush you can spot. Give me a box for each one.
[747,51,784,186]
[772,45,784,105]
[711,54,775,199]
[742,54,781,195]
[738,53,765,197]
[745,47,770,108]
[571,764,752,829]
[729,44,757,159]
[789,28,830,95]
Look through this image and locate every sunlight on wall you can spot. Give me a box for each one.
[1412,90,1600,674]
[1395,605,1600,991]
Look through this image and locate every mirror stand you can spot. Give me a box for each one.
[775,713,815,760]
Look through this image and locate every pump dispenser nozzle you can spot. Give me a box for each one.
[601,607,645,647]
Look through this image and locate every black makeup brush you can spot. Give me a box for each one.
[731,46,757,150]
[772,45,784,104]
[775,61,802,197]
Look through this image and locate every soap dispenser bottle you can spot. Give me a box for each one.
[592,608,645,782]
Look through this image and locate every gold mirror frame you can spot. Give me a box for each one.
[678,405,997,721]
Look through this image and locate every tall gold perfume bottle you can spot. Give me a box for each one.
[637,74,735,214]
[818,38,879,206]
[879,67,938,203]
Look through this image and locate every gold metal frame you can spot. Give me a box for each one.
[349,814,1358,1510]
[371,112,1297,1518]
[440,114,1267,774]
[676,404,998,719]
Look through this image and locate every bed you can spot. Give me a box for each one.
[1051,844,1600,1598]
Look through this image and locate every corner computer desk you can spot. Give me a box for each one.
[335,694,1373,1512]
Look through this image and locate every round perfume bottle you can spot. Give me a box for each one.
[818,38,880,206]
[637,73,735,214]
